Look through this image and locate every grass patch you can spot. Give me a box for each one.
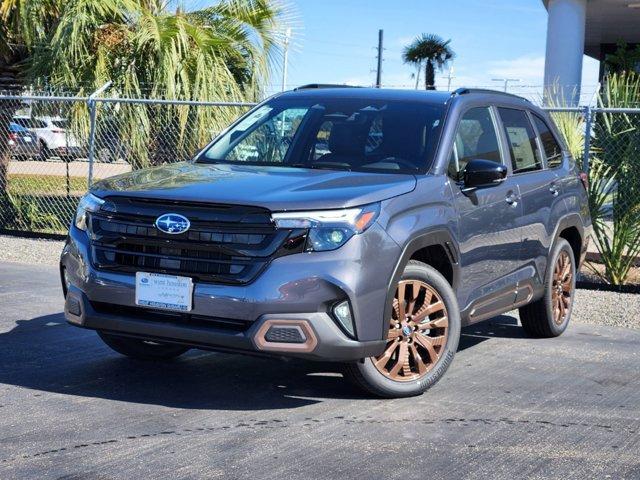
[0,193,79,234]
[8,174,87,196]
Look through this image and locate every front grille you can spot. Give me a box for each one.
[88,197,306,284]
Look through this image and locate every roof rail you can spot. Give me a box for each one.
[451,87,530,102]
[293,83,362,91]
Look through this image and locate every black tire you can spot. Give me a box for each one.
[344,260,461,398]
[38,141,51,161]
[98,332,190,360]
[519,238,576,338]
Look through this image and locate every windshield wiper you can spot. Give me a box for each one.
[289,163,352,171]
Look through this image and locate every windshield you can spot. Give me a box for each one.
[200,97,445,174]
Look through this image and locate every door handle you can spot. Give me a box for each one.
[505,192,519,207]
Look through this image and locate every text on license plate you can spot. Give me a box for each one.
[135,272,193,312]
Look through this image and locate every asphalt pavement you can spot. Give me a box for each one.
[8,158,130,179]
[0,261,638,480]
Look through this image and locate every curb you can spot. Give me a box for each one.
[577,280,640,294]
[0,229,66,241]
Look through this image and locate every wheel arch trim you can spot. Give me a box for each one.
[381,228,460,340]
[548,213,587,272]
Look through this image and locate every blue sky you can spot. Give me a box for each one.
[265,0,600,100]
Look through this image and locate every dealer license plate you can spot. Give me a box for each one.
[135,272,193,312]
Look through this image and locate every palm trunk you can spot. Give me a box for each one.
[0,107,12,195]
[0,67,21,196]
[425,61,436,90]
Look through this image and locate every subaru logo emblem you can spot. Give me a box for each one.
[402,325,412,337]
[155,213,190,235]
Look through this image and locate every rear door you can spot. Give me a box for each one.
[496,107,567,294]
[447,106,523,317]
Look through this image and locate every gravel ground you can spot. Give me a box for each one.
[1,234,638,330]
[0,235,64,266]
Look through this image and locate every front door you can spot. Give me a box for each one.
[447,106,523,317]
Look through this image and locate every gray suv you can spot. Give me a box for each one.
[61,87,591,398]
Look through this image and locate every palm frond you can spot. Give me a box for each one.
[402,33,455,67]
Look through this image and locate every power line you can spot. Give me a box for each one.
[492,78,521,92]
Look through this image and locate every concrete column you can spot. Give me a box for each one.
[543,0,587,106]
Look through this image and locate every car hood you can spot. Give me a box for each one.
[91,162,417,211]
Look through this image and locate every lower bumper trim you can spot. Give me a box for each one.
[64,288,386,362]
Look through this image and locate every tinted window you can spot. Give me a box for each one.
[498,108,543,173]
[448,107,502,180]
[13,118,46,129]
[202,98,444,174]
[532,114,563,168]
[13,118,30,128]
[51,120,68,129]
[311,113,388,164]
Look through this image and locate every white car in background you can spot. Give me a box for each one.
[12,115,86,161]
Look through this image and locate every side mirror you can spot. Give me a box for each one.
[462,159,507,191]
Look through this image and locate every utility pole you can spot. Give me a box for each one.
[492,78,520,92]
[375,29,384,88]
[281,28,292,92]
[446,64,455,91]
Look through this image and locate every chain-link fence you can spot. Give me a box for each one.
[0,92,254,235]
[1,95,639,258]
[584,108,640,284]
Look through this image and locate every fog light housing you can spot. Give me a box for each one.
[332,300,355,338]
[66,296,81,316]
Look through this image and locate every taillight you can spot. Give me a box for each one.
[579,172,588,191]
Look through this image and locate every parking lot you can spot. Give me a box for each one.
[0,261,638,479]
[8,158,131,179]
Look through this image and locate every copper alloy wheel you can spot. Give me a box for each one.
[552,250,573,325]
[373,280,449,382]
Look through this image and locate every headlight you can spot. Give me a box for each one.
[272,203,380,251]
[74,193,105,231]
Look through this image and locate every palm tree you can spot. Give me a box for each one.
[402,34,454,90]
[0,0,290,188]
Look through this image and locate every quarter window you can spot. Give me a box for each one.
[498,108,543,173]
[447,107,502,180]
[532,114,563,168]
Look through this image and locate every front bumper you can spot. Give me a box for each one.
[9,142,39,157]
[64,288,384,361]
[61,221,400,361]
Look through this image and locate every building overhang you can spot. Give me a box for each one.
[543,0,640,59]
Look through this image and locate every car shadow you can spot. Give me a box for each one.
[458,314,527,351]
[0,311,525,410]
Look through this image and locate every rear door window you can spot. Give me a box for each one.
[498,108,543,174]
[532,114,563,168]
